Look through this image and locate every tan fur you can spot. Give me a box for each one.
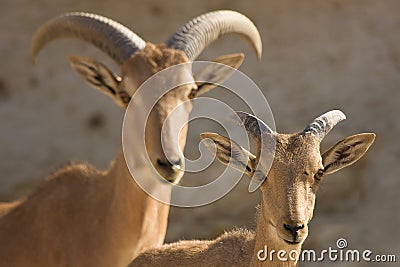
[0,41,246,266]
[0,45,191,267]
[0,151,172,266]
[131,229,255,267]
[129,122,375,267]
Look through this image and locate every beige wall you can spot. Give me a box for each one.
[1,0,399,265]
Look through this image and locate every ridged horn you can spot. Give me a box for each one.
[303,110,347,140]
[235,111,273,141]
[166,10,262,61]
[30,12,146,65]
[235,111,275,193]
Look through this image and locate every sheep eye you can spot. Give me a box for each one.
[314,169,324,180]
[188,88,197,99]
[245,165,252,172]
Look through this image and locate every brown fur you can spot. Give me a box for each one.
[0,42,247,266]
[129,121,375,267]
[0,153,171,267]
[0,45,192,267]
[131,229,255,267]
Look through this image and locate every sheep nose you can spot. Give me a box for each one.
[156,158,182,171]
[283,223,304,238]
[155,157,184,184]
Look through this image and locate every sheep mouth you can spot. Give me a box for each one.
[283,239,301,245]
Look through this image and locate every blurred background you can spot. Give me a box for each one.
[1,0,399,266]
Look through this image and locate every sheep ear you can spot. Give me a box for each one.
[321,133,376,176]
[200,132,255,176]
[192,53,244,97]
[68,56,130,108]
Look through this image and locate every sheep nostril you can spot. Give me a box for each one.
[284,223,304,235]
[156,158,182,171]
[157,159,168,167]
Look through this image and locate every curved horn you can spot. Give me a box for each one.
[235,111,275,193]
[235,111,273,141]
[166,10,262,61]
[30,12,146,65]
[303,110,346,140]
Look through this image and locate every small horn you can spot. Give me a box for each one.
[235,111,273,141]
[30,12,146,65]
[303,110,346,140]
[234,111,275,193]
[166,10,262,61]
